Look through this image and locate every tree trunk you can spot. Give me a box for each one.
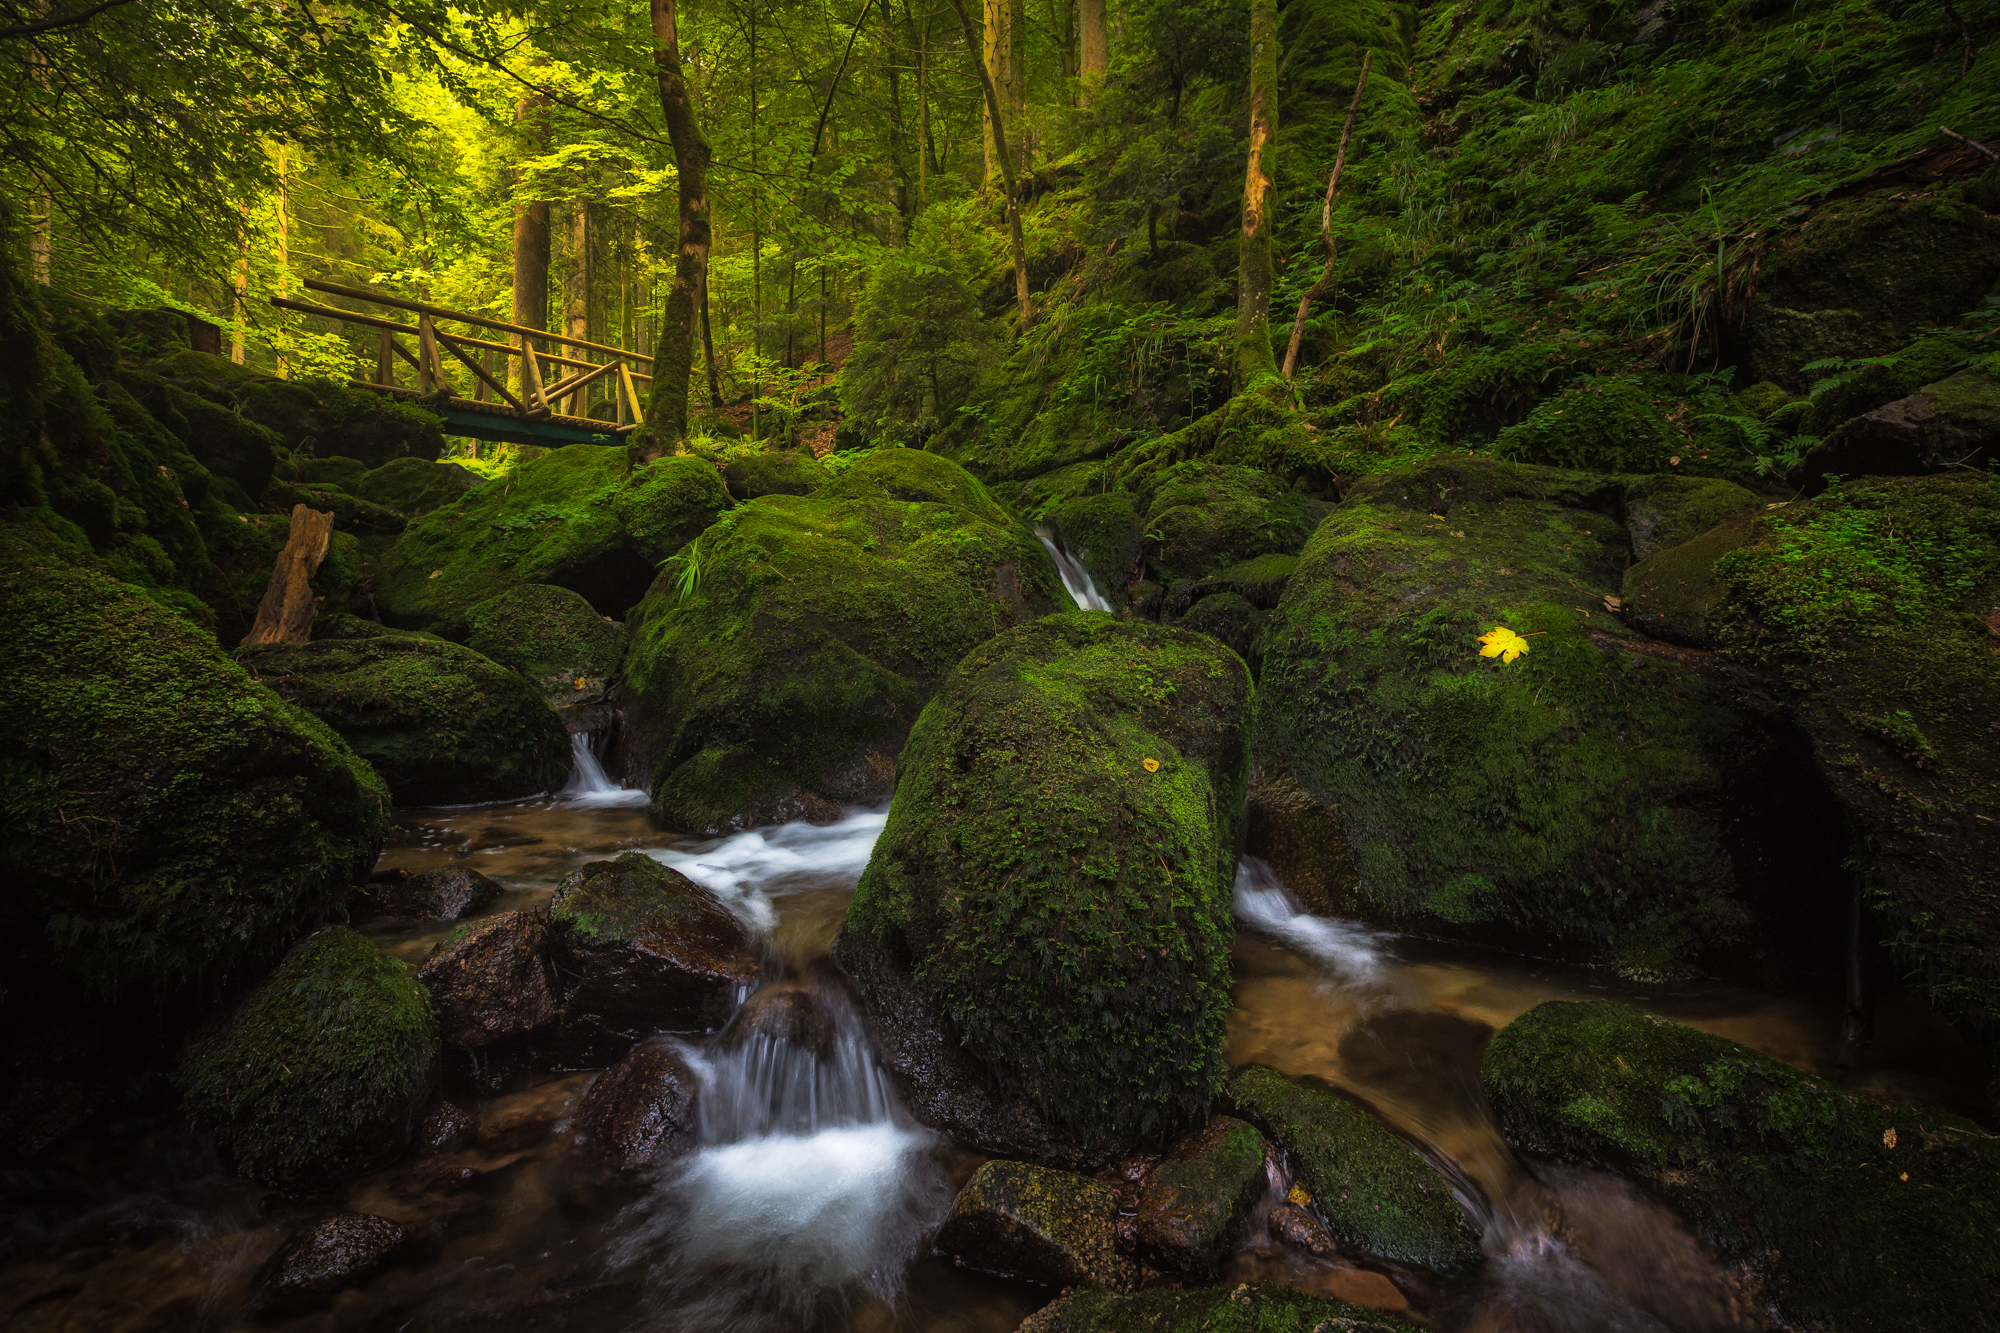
[244,505,334,645]
[981,0,1004,191]
[950,0,1031,330]
[639,0,713,463]
[1006,0,1027,174]
[566,203,591,415]
[511,95,552,400]
[1234,0,1279,388]
[1079,0,1107,102]
[700,266,721,408]
[885,4,913,233]
[1282,50,1368,381]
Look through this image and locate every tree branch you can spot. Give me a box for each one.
[0,0,144,42]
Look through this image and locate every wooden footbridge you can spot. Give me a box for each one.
[271,279,652,447]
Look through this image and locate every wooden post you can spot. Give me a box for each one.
[474,347,492,402]
[375,327,393,386]
[520,333,549,415]
[619,360,645,427]
[417,314,438,395]
[243,505,335,645]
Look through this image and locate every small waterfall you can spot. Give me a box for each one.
[560,731,648,808]
[647,807,887,933]
[1233,855,1387,984]
[1034,523,1113,612]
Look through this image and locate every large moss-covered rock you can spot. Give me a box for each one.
[1482,1001,2000,1333]
[455,583,627,707]
[838,612,1252,1157]
[719,448,825,499]
[1132,1115,1269,1278]
[1025,1283,1422,1333]
[1620,510,1759,647]
[1799,364,2000,491]
[1136,461,1326,587]
[353,456,479,515]
[1493,375,1680,474]
[622,449,1064,832]
[1224,1065,1480,1276]
[238,636,571,806]
[1258,457,1779,979]
[0,537,388,996]
[1710,474,2000,1049]
[371,446,729,626]
[934,1159,1129,1289]
[1621,474,1762,561]
[178,925,438,1190]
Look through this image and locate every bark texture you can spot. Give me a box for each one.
[1282,51,1369,381]
[952,0,1032,330]
[244,505,334,645]
[1234,0,1279,387]
[641,0,713,462]
[1079,0,1108,94]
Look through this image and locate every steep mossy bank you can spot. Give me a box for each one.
[839,612,1252,1158]
[621,449,1065,832]
[1483,1001,2000,1332]
[0,530,388,997]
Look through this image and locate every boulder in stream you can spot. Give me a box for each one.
[838,613,1251,1162]
[1131,1115,1269,1278]
[253,1212,407,1315]
[547,853,758,1060]
[418,910,563,1052]
[453,582,628,707]
[1482,1000,2000,1332]
[238,636,572,806]
[935,1159,1131,1289]
[567,1036,698,1173]
[1224,1065,1481,1276]
[619,448,1064,832]
[365,866,502,921]
[1020,1282,1422,1333]
[179,925,438,1191]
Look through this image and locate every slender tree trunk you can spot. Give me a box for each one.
[885,5,913,233]
[230,205,250,365]
[511,94,552,400]
[567,203,591,414]
[981,0,1003,190]
[273,144,291,378]
[1234,0,1279,388]
[1282,50,1368,381]
[700,266,722,408]
[1079,0,1107,99]
[639,0,713,462]
[1006,0,1026,174]
[918,2,937,196]
[948,0,1031,330]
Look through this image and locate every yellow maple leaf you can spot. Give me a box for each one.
[1478,626,1530,664]
[1142,758,1160,772]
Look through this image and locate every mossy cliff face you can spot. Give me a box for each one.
[837,612,1252,1156]
[178,925,437,1190]
[454,582,628,707]
[237,636,571,806]
[1710,474,2000,1048]
[0,534,388,997]
[622,449,1065,832]
[1259,457,1782,978]
[371,446,729,626]
[1482,1001,2000,1333]
[151,348,446,468]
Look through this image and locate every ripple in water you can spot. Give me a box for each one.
[647,807,888,933]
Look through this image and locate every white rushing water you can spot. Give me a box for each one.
[647,807,887,933]
[1033,523,1113,612]
[559,731,650,808]
[1233,854,1388,984]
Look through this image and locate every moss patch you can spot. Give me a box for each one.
[839,612,1252,1155]
[1621,511,1759,647]
[178,924,436,1189]
[1032,1283,1421,1333]
[352,456,479,516]
[1483,1000,2000,1332]
[455,582,627,706]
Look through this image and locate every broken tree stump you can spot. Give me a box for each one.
[244,505,335,645]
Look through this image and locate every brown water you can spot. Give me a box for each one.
[0,797,1977,1333]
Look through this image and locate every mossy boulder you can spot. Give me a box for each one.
[1176,591,1263,662]
[1493,376,1679,474]
[264,475,407,533]
[1224,1065,1480,1276]
[1132,1116,1269,1278]
[934,1159,1130,1289]
[296,455,369,490]
[1482,1000,2000,1332]
[719,448,825,499]
[1243,768,1361,916]
[237,636,571,806]
[178,925,438,1190]
[548,853,758,1060]
[1258,457,1780,979]
[1043,490,1145,609]
[1621,511,1759,647]
[371,446,729,626]
[352,456,479,515]
[363,866,500,921]
[1709,474,2000,1049]
[455,583,627,707]
[1137,461,1327,587]
[1622,475,1762,561]
[622,449,1064,832]
[230,372,444,468]
[1025,1283,1421,1333]
[0,537,388,996]
[837,612,1252,1158]
[1799,364,2000,492]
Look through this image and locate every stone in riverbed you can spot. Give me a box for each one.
[548,853,758,1061]
[417,910,563,1051]
[253,1212,406,1315]
[1020,1282,1422,1333]
[934,1159,1131,1289]
[413,1100,476,1155]
[366,866,502,920]
[1223,1065,1480,1277]
[567,1037,698,1173]
[1132,1116,1269,1277]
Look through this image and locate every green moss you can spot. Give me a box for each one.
[1046,490,1144,607]
[352,456,479,516]
[1621,511,1758,647]
[1138,1116,1271,1276]
[1622,475,1763,561]
[297,455,369,490]
[1483,1001,2000,1332]
[839,612,1252,1154]
[720,449,826,500]
[1225,1065,1480,1275]
[623,449,1063,832]
[178,924,437,1189]
[237,635,571,806]
[1493,376,1680,474]
[611,454,734,564]
[549,852,718,945]
[1710,474,2000,1041]
[938,1159,1125,1287]
[1259,457,1766,977]
[1034,1283,1421,1333]
[456,582,627,706]
[1138,461,1327,586]
[0,529,388,996]
[264,476,407,533]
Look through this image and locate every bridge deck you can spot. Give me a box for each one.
[355,382,633,448]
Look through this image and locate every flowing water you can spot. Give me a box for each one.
[1034,525,1113,613]
[0,779,1979,1333]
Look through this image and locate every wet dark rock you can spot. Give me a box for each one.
[1799,365,2000,491]
[1620,511,1758,647]
[720,986,838,1059]
[1224,1065,1480,1277]
[366,867,503,921]
[254,1212,406,1315]
[1175,591,1263,661]
[1621,475,1762,562]
[548,853,757,1060]
[413,1101,476,1155]
[567,1037,697,1173]
[1244,767,1360,916]
[1132,1116,1269,1277]
[0,1075,95,1157]
[418,910,562,1051]
[1268,1201,1338,1258]
[1484,1000,2000,1333]
[1022,1282,1422,1333]
[935,1159,1132,1289]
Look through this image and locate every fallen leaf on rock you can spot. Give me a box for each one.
[1478,626,1531,663]
[1142,758,1159,772]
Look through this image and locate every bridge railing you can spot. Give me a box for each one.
[269,278,652,429]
